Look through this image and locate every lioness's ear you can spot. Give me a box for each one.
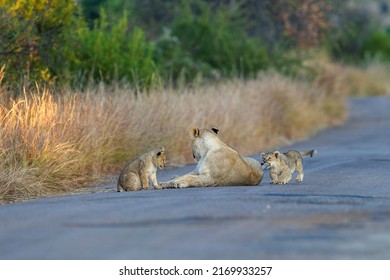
[160,147,165,152]
[156,151,162,157]
[274,151,280,158]
[190,127,201,139]
[211,127,219,134]
[260,152,265,158]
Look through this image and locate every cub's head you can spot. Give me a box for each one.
[190,126,220,162]
[153,147,166,169]
[261,151,281,169]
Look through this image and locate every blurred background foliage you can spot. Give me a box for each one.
[1,0,390,89]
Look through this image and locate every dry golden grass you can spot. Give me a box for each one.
[304,52,390,97]
[344,63,390,96]
[0,69,349,204]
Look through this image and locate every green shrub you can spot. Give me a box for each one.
[325,5,380,63]
[0,0,78,84]
[69,9,159,89]
[155,0,270,82]
[363,31,390,61]
[0,0,308,88]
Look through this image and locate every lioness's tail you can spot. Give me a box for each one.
[299,149,317,157]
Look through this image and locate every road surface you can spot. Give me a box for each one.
[1,97,390,259]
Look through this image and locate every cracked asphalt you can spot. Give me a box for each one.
[1,96,390,259]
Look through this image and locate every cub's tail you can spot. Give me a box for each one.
[299,149,317,157]
[117,177,122,192]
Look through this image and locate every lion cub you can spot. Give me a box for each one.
[261,150,316,185]
[117,147,166,192]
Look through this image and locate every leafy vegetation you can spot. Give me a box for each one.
[0,0,344,87]
[157,2,269,79]
[0,0,78,83]
[69,10,159,88]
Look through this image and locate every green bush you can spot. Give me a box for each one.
[363,31,390,61]
[0,0,307,89]
[0,0,78,84]
[163,0,270,80]
[325,5,382,64]
[69,9,159,89]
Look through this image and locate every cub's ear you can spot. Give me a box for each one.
[211,127,219,134]
[190,127,201,139]
[274,151,280,158]
[156,147,165,157]
[260,152,265,158]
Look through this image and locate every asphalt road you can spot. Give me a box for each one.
[1,97,390,260]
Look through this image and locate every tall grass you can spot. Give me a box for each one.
[304,52,390,97]
[0,67,351,204]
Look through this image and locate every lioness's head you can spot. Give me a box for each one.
[189,126,220,162]
[261,151,281,169]
[153,147,166,169]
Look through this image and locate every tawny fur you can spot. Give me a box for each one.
[159,127,263,189]
[117,147,166,191]
[261,149,316,185]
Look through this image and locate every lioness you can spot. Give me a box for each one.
[261,150,316,185]
[117,147,166,191]
[159,127,263,188]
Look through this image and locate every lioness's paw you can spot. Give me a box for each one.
[158,182,169,189]
[158,181,181,189]
[169,181,182,188]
